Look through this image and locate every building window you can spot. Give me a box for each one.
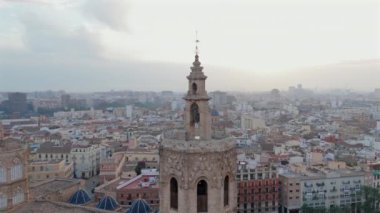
[12,188,24,205]
[170,178,178,209]
[192,83,198,94]
[0,193,7,209]
[11,162,22,181]
[0,167,6,183]
[224,176,229,206]
[197,180,208,212]
[190,103,200,126]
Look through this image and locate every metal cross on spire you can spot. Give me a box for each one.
[195,30,200,55]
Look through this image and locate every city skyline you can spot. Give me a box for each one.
[0,0,379,92]
[2,1,380,213]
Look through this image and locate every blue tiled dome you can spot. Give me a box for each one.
[68,189,91,205]
[96,195,119,211]
[211,108,219,116]
[126,199,152,213]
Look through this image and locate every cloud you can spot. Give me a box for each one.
[3,0,52,4]
[2,0,79,8]
[16,11,103,59]
[281,59,380,91]
[0,0,378,92]
[83,0,130,31]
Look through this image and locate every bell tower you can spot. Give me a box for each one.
[159,36,237,213]
[184,43,212,140]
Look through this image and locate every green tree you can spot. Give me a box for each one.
[134,161,146,175]
[328,205,342,213]
[360,185,380,212]
[134,164,142,175]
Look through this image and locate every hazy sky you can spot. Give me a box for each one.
[0,0,379,92]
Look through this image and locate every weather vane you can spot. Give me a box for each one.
[195,30,200,55]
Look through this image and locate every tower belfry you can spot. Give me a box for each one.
[184,35,212,140]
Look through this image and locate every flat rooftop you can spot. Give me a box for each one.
[14,201,94,213]
[30,159,65,164]
[30,179,82,199]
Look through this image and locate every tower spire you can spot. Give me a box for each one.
[195,30,200,56]
[185,30,211,140]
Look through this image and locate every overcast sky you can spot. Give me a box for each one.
[0,0,379,92]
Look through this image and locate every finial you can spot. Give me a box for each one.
[195,30,200,56]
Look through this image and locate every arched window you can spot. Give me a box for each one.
[224,176,229,206]
[12,188,24,205]
[0,166,5,183]
[0,193,7,209]
[170,178,178,209]
[11,159,22,181]
[11,165,22,180]
[197,180,207,212]
[190,103,200,126]
[192,83,198,94]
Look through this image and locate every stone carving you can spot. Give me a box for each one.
[13,158,21,165]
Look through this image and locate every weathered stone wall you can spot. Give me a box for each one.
[0,147,29,212]
[159,139,237,213]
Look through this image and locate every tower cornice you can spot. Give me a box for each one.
[183,96,211,101]
[186,75,207,80]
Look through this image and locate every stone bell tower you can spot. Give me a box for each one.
[159,38,237,213]
[184,53,212,140]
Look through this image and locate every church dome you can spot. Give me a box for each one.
[96,195,119,210]
[211,108,219,116]
[126,199,152,213]
[68,189,91,205]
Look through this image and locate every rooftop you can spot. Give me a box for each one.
[280,168,367,180]
[30,159,65,165]
[30,178,82,200]
[14,201,95,213]
[37,141,72,154]
[116,169,159,190]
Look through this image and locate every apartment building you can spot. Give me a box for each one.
[33,141,106,179]
[237,160,280,213]
[279,170,371,213]
[28,159,73,182]
[99,152,126,183]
